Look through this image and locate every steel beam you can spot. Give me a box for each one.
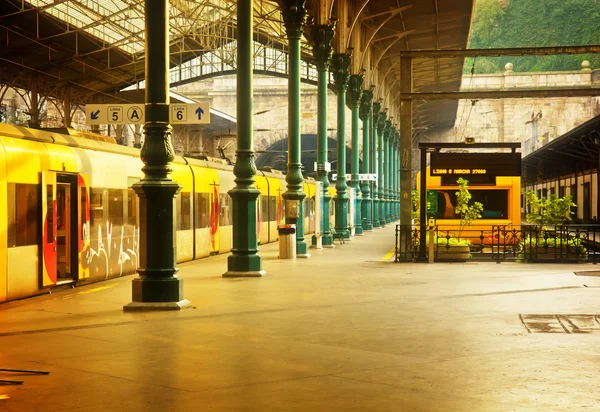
[401,89,600,100]
[400,46,600,58]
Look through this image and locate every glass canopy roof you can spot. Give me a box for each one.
[26,0,293,56]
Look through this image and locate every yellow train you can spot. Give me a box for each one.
[0,124,321,302]
[418,166,521,244]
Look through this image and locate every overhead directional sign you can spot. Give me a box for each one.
[86,103,210,125]
[331,173,377,181]
[86,104,145,125]
[170,103,210,124]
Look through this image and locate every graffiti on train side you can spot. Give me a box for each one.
[82,221,139,278]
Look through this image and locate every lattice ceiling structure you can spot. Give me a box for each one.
[0,0,474,134]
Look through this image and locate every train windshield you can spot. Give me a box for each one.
[435,189,509,219]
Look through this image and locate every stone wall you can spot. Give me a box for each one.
[174,74,359,161]
[440,63,600,156]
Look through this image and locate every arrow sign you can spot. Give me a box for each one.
[171,103,210,124]
[90,110,100,120]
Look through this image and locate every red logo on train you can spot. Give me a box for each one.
[209,186,219,249]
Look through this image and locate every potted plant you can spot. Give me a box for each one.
[436,178,483,261]
[520,191,585,261]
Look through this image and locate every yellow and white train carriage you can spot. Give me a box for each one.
[0,123,326,303]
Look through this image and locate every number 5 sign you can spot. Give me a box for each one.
[170,103,210,124]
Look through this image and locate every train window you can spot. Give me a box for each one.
[108,189,124,227]
[178,192,191,230]
[269,196,277,220]
[90,188,104,227]
[260,195,269,222]
[195,193,210,229]
[7,183,39,247]
[304,198,313,219]
[127,189,137,227]
[220,194,232,226]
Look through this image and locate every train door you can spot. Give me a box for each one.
[57,174,79,284]
[41,172,80,287]
[40,172,57,287]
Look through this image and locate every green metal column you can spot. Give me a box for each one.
[377,111,387,227]
[124,0,190,310]
[384,120,391,223]
[394,131,400,221]
[310,24,335,248]
[372,102,381,228]
[331,53,351,239]
[223,0,265,277]
[359,90,373,231]
[393,131,399,221]
[347,74,363,235]
[281,1,309,257]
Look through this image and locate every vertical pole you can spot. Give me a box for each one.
[400,57,413,230]
[360,90,373,231]
[347,74,364,235]
[310,24,336,248]
[29,77,40,129]
[332,53,352,239]
[384,120,393,223]
[223,0,265,277]
[377,112,387,227]
[395,132,400,220]
[377,110,386,227]
[418,148,428,261]
[281,1,309,257]
[372,102,381,228]
[63,86,72,128]
[124,0,191,309]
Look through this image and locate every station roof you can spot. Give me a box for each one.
[522,114,600,183]
[0,0,474,133]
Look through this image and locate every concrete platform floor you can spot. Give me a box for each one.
[2,224,600,411]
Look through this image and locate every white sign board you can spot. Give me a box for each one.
[86,104,145,125]
[86,103,210,125]
[330,173,351,181]
[331,173,376,181]
[359,173,377,181]
[170,103,210,124]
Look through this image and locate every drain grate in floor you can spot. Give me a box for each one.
[520,314,600,334]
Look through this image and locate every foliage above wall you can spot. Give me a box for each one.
[465,0,600,73]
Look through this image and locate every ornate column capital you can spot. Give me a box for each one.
[279,0,307,39]
[384,119,393,138]
[377,111,387,134]
[331,52,352,93]
[372,101,381,124]
[309,23,335,71]
[346,74,364,109]
[359,89,373,121]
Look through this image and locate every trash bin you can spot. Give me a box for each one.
[278,224,296,259]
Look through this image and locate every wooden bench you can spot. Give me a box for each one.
[330,228,345,244]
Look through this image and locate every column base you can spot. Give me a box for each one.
[322,234,334,248]
[123,299,192,311]
[124,276,190,311]
[355,226,364,235]
[362,223,373,231]
[297,240,310,258]
[223,270,267,277]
